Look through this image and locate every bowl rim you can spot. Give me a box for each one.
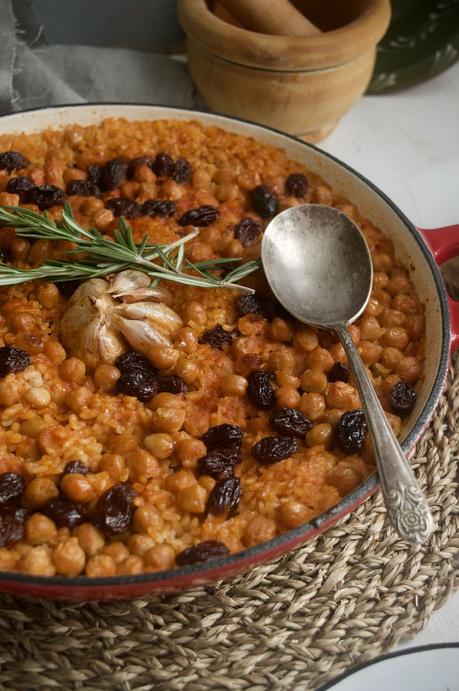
[0,102,450,591]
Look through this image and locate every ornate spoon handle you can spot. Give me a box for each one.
[336,324,434,544]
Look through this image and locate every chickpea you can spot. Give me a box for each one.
[63,167,86,184]
[132,505,162,533]
[238,314,266,336]
[117,555,144,575]
[396,356,422,384]
[21,416,46,439]
[144,432,175,459]
[73,523,105,557]
[306,347,334,373]
[0,379,20,406]
[325,382,359,410]
[52,538,86,576]
[276,386,300,408]
[94,364,120,392]
[382,326,409,350]
[359,316,383,341]
[242,515,277,547]
[373,271,389,290]
[59,357,86,383]
[405,315,423,340]
[81,197,104,215]
[102,542,129,564]
[28,240,51,265]
[220,373,248,398]
[392,294,419,315]
[183,410,210,438]
[99,454,127,482]
[144,544,175,570]
[150,400,186,433]
[192,168,212,188]
[23,477,58,509]
[37,283,60,310]
[0,192,19,206]
[177,484,207,513]
[278,500,313,528]
[93,208,114,229]
[175,438,207,469]
[10,237,30,261]
[199,475,216,493]
[127,449,160,481]
[319,408,344,426]
[174,327,198,354]
[294,328,318,353]
[25,387,51,408]
[365,296,384,317]
[313,184,333,205]
[269,348,295,371]
[348,324,361,345]
[380,309,406,328]
[306,423,334,448]
[0,548,17,571]
[25,513,57,545]
[276,371,300,388]
[183,301,206,326]
[61,473,96,503]
[328,464,361,495]
[387,274,412,295]
[20,546,56,576]
[372,252,393,272]
[381,347,403,369]
[174,358,200,385]
[38,425,68,454]
[86,554,116,577]
[127,533,155,556]
[165,469,196,494]
[386,412,402,435]
[269,318,293,342]
[65,386,92,413]
[148,345,179,370]
[86,471,112,497]
[43,339,66,364]
[299,393,325,421]
[301,369,327,394]
[358,341,382,365]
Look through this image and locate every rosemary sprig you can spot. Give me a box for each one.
[0,204,259,292]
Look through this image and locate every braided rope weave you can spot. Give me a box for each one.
[0,357,457,691]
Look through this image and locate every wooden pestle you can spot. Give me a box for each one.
[216,0,321,36]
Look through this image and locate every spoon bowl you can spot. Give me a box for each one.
[261,204,372,327]
[262,204,434,545]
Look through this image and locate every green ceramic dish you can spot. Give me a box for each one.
[368,0,459,93]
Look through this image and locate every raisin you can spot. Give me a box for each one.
[106,197,142,219]
[390,381,416,416]
[58,279,82,298]
[285,173,308,198]
[197,446,240,479]
[249,185,279,218]
[207,477,241,516]
[176,539,229,565]
[42,497,86,528]
[63,460,89,476]
[336,410,367,452]
[0,346,30,377]
[95,482,136,535]
[329,362,350,383]
[247,369,275,409]
[142,199,176,218]
[115,351,156,375]
[0,510,26,547]
[200,325,235,349]
[87,164,101,185]
[178,205,219,227]
[202,424,244,451]
[152,153,174,177]
[235,293,280,322]
[117,370,159,403]
[5,175,35,201]
[66,179,101,197]
[0,473,25,507]
[27,185,65,210]
[158,374,186,394]
[252,435,299,464]
[171,158,192,184]
[270,407,312,437]
[234,217,263,247]
[127,156,153,179]
[0,151,29,173]
[98,158,128,191]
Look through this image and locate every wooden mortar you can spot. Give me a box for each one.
[178,0,391,141]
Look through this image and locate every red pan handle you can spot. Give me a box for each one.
[420,225,459,352]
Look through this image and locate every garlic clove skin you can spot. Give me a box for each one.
[118,287,172,305]
[117,316,171,357]
[115,302,183,334]
[107,270,151,295]
[98,322,125,365]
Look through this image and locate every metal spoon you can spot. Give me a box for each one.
[262,204,434,544]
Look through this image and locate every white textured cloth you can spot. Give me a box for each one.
[0,0,198,114]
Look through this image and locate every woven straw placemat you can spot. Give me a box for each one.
[0,358,457,691]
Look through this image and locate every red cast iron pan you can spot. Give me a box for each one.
[0,104,457,600]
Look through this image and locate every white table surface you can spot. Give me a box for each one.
[320,61,459,652]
